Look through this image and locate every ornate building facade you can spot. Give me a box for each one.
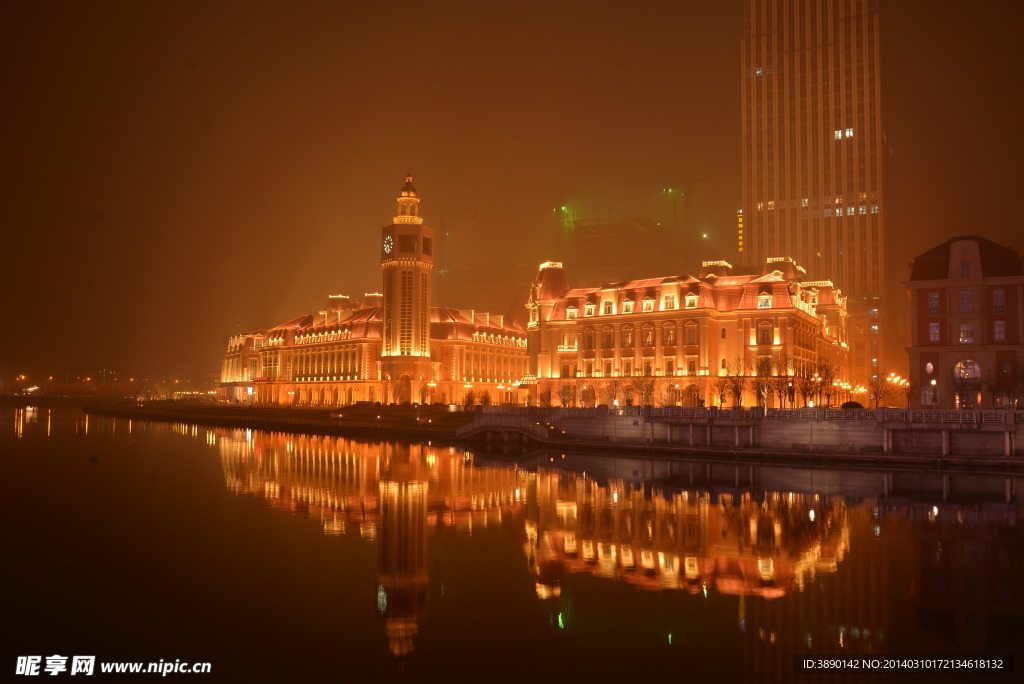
[220,177,528,406]
[526,257,849,407]
[906,236,1024,409]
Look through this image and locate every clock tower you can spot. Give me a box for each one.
[380,175,435,403]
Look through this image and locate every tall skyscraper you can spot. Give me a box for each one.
[741,0,888,384]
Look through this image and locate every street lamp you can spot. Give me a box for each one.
[930,378,938,409]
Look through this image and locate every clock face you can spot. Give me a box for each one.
[383,235,393,254]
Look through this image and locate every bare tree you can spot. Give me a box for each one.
[557,382,575,407]
[751,355,774,408]
[815,359,840,406]
[769,352,794,408]
[629,376,658,406]
[538,388,553,407]
[866,374,889,409]
[710,374,730,407]
[725,357,748,407]
[795,366,816,407]
[478,389,492,406]
[984,362,1020,409]
[463,389,476,407]
[600,379,624,406]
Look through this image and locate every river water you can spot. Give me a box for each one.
[5,407,1023,682]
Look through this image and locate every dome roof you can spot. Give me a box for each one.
[400,174,417,197]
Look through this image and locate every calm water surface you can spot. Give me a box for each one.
[5,407,1023,682]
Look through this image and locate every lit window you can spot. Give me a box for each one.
[928,292,939,316]
[845,127,853,138]
[801,198,809,207]
[622,301,634,314]
[959,323,974,344]
[758,294,772,308]
[846,206,855,216]
[834,130,842,140]
[871,204,879,214]
[584,304,595,317]
[566,308,577,320]
[664,326,676,345]
[602,301,613,315]
[642,298,654,312]
[993,289,1005,313]
[663,294,676,310]
[685,294,698,308]
[994,320,1006,341]
[929,322,940,342]
[955,359,980,379]
[858,205,866,215]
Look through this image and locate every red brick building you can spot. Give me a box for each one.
[906,236,1024,408]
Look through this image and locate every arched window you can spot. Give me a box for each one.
[954,360,980,379]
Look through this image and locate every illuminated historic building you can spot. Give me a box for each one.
[526,257,849,407]
[741,0,889,386]
[220,176,528,406]
[906,236,1024,409]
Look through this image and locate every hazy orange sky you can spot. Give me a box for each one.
[2,0,1021,382]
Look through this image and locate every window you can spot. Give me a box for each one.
[993,289,1005,313]
[955,360,980,379]
[685,294,698,308]
[422,236,432,256]
[928,292,940,315]
[583,330,594,349]
[721,328,727,339]
[757,325,772,345]
[642,298,654,312]
[561,363,570,378]
[643,328,654,347]
[566,307,577,320]
[663,294,676,310]
[398,235,417,252]
[929,322,940,342]
[720,358,727,370]
[622,301,634,314]
[994,320,1006,341]
[958,290,973,313]
[624,360,632,375]
[758,294,772,308]
[666,359,675,375]
[845,127,853,138]
[602,330,614,348]
[687,359,696,374]
[604,361,612,376]
[959,323,974,344]
[664,326,676,345]
[623,328,633,346]
[584,304,595,317]
[643,360,653,376]
[585,361,593,377]
[834,130,842,140]
[602,301,613,315]
[685,325,698,345]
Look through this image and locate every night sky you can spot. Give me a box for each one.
[2,0,1022,384]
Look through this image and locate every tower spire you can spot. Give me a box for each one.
[395,174,422,224]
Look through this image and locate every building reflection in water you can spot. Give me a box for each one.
[216,429,874,662]
[218,430,525,658]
